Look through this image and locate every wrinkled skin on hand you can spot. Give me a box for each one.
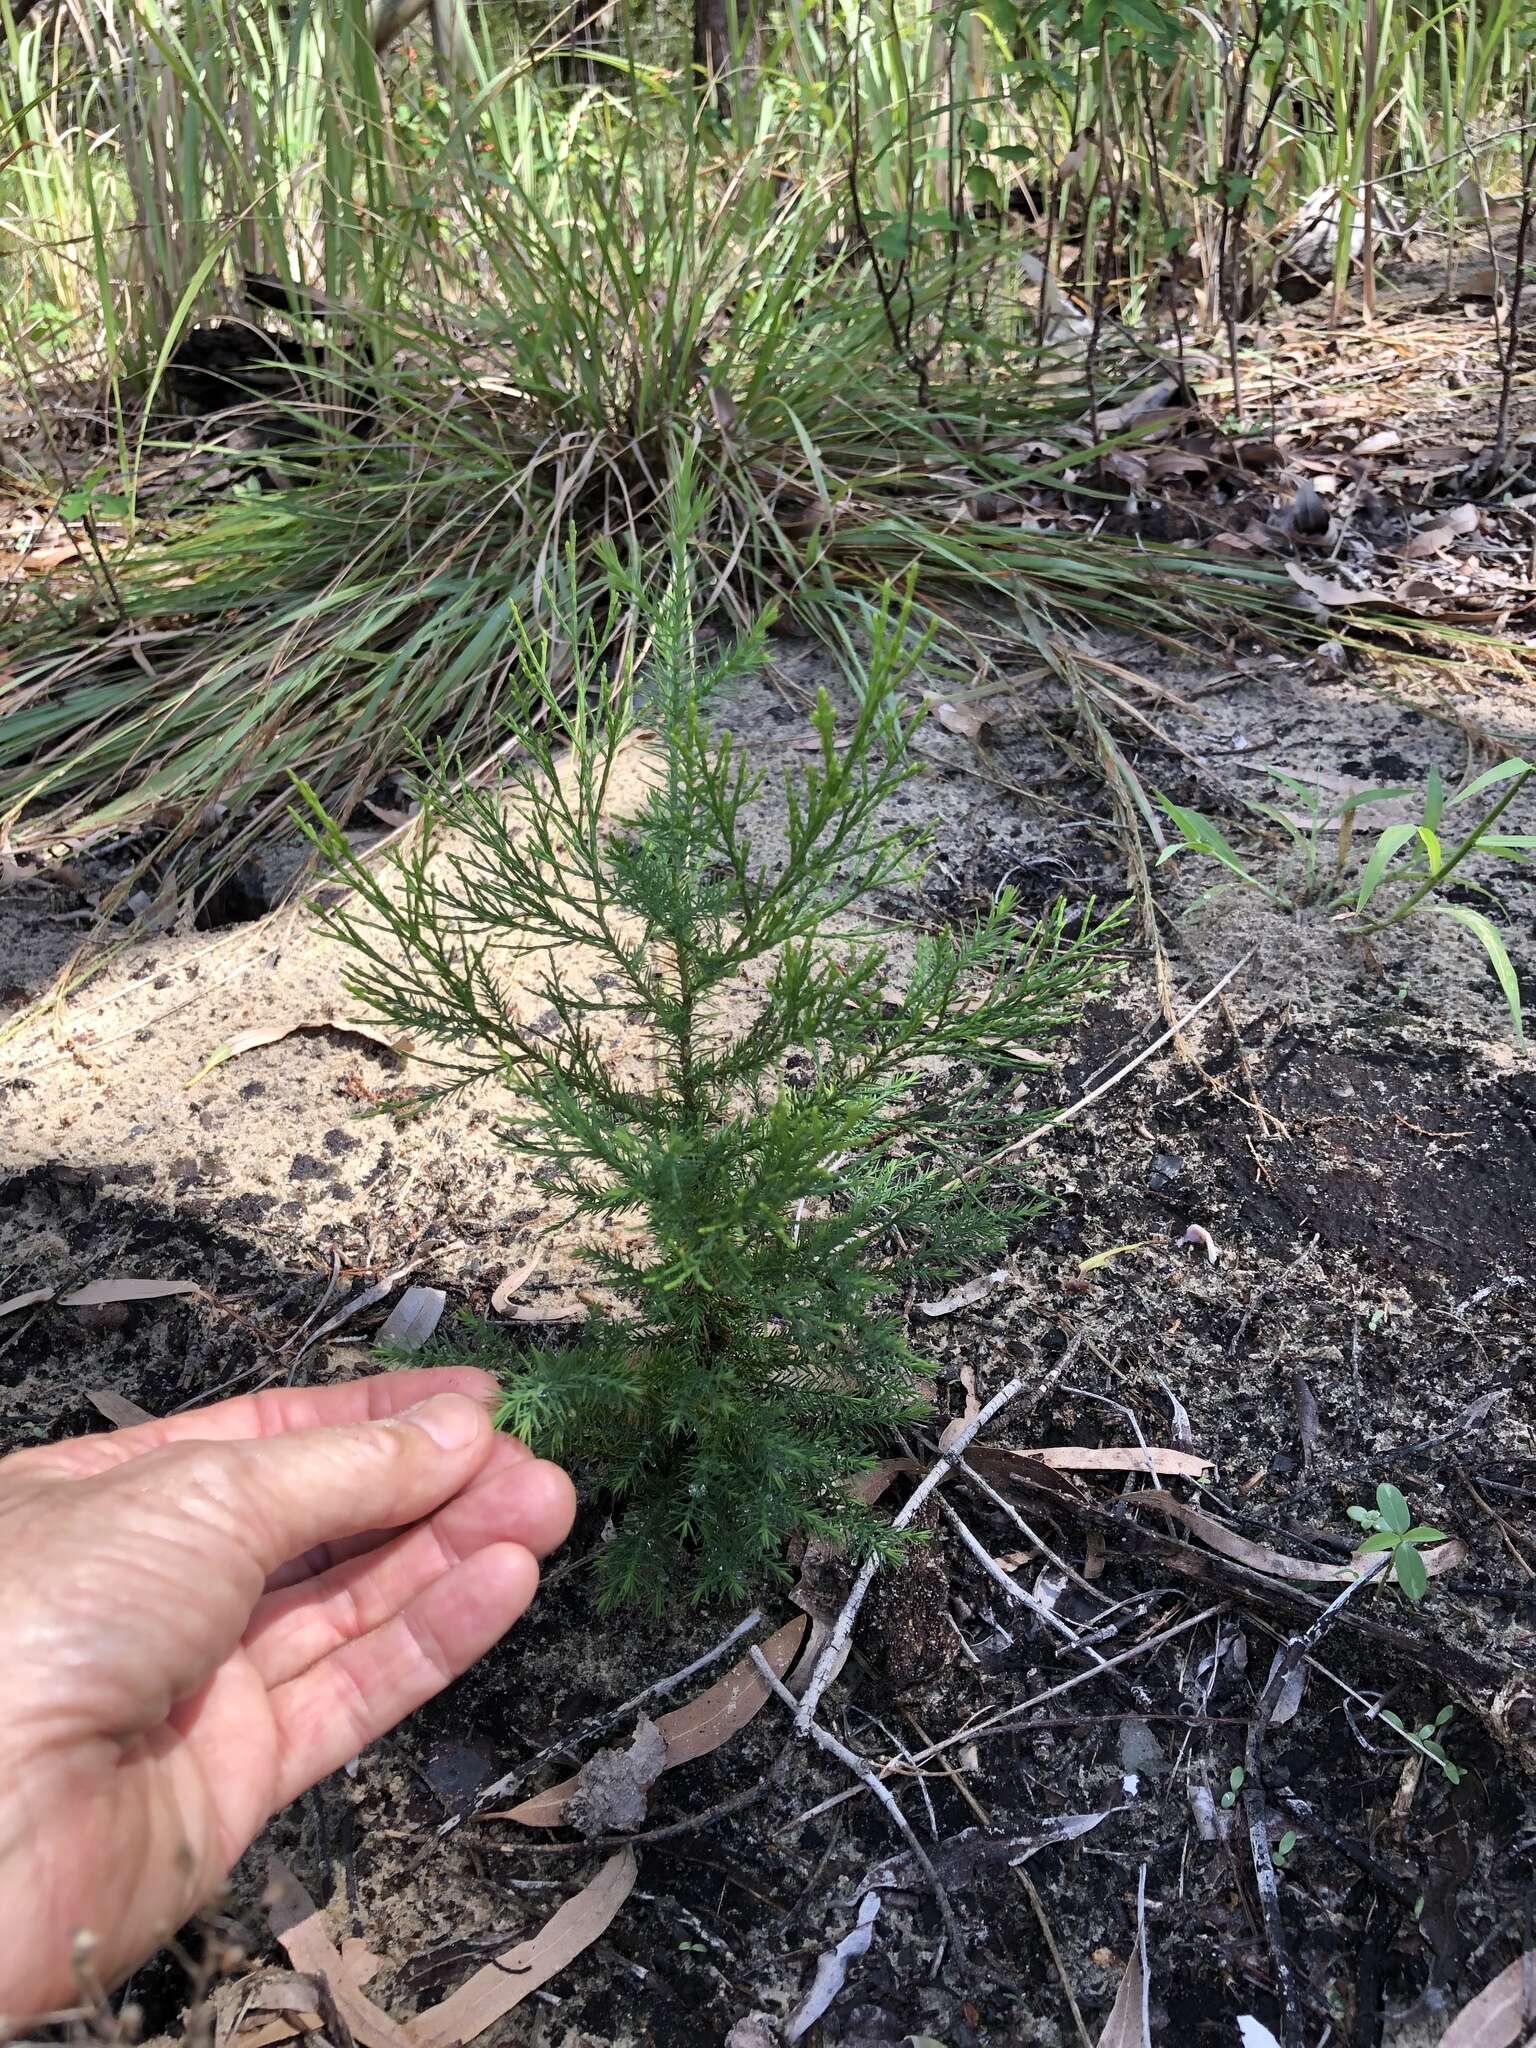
[0,1369,574,2022]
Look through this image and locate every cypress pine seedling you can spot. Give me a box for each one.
[302,566,1114,1611]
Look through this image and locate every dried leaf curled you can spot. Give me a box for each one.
[917,1268,1009,1318]
[87,1389,156,1428]
[786,1891,881,2043]
[187,1016,411,1088]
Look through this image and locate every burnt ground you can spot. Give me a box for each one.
[4,294,1536,2048]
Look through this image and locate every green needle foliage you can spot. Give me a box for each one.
[301,556,1115,1609]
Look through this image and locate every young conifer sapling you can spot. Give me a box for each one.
[302,565,1114,1610]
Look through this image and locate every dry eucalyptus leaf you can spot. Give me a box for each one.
[786,1890,881,2043]
[1095,1940,1148,2048]
[498,1616,807,1828]
[1435,1952,1536,2047]
[983,1443,1212,1480]
[937,1362,980,1452]
[60,1277,202,1307]
[1096,378,1180,433]
[917,1268,1009,1318]
[86,1389,155,1428]
[1145,448,1209,480]
[928,696,993,743]
[1402,520,1471,560]
[265,1858,416,2048]
[407,1850,637,2048]
[376,1286,446,1352]
[0,1288,55,1318]
[1261,1646,1307,1727]
[1138,1496,1465,1584]
[187,1016,412,1088]
[1285,564,1396,610]
[846,1457,922,1506]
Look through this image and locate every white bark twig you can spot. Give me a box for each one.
[794,1360,1066,1733]
[751,1649,969,1971]
[795,1333,1090,1739]
[975,956,1251,1172]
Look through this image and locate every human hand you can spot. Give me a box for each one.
[0,1368,575,2023]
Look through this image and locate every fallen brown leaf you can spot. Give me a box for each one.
[1136,1495,1464,1584]
[1402,504,1481,559]
[938,1361,980,1453]
[188,1016,412,1088]
[1094,1940,1147,2047]
[786,1890,882,2044]
[405,1850,637,2048]
[1096,378,1180,433]
[927,696,994,743]
[86,1388,156,1428]
[1436,1951,1536,2047]
[1144,448,1209,480]
[1285,563,1398,609]
[983,1443,1212,1480]
[266,1859,416,2048]
[847,1456,923,1505]
[0,1287,55,1318]
[497,1617,807,1827]
[3,539,85,578]
[61,1277,202,1307]
[916,1268,1010,1318]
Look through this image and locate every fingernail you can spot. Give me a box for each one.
[398,1393,482,1452]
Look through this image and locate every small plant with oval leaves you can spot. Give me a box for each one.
[1347,1482,1451,1605]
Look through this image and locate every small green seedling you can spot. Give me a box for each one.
[1274,1829,1298,1864]
[1348,1483,1449,1604]
[1220,1765,1245,1809]
[1379,1704,1462,1785]
[1155,758,1534,1038]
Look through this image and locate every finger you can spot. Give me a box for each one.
[8,1368,500,1483]
[269,1542,541,1802]
[118,1392,501,1588]
[245,1457,574,1686]
[263,1436,538,1592]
